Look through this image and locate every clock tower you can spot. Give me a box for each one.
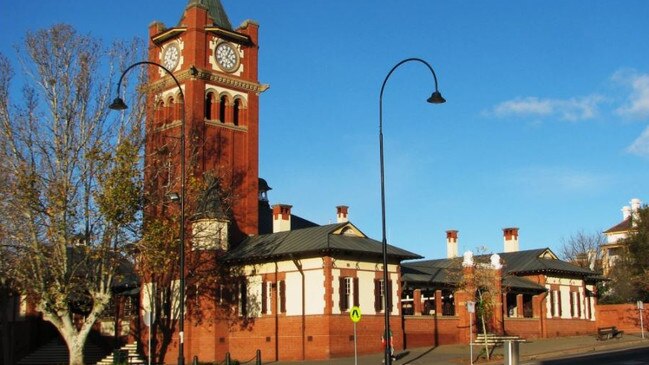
[146,0,268,244]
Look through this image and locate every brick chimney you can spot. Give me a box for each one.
[446,230,459,258]
[272,204,292,233]
[503,227,519,253]
[336,205,349,223]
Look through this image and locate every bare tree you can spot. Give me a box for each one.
[560,230,604,271]
[0,25,144,365]
[455,247,503,361]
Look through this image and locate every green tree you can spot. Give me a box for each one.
[599,206,649,303]
[0,24,144,365]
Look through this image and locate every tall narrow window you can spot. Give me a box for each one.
[557,290,562,317]
[374,279,382,312]
[205,92,213,120]
[353,277,360,307]
[339,277,351,312]
[261,281,267,314]
[279,280,286,313]
[233,98,240,126]
[219,95,227,123]
[239,280,247,317]
[550,290,555,317]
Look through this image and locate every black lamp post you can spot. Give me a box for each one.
[379,58,445,365]
[109,61,187,365]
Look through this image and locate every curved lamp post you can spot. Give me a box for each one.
[109,61,187,365]
[379,58,445,365]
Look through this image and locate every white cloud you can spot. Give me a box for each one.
[613,70,649,119]
[627,125,649,157]
[489,95,603,121]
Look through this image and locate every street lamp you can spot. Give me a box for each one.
[109,61,187,365]
[379,58,445,365]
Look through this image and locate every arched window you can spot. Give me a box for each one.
[155,100,164,124]
[219,95,227,123]
[165,96,174,123]
[233,98,241,126]
[205,92,214,120]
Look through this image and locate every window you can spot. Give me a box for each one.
[339,277,358,312]
[279,280,286,313]
[238,280,247,317]
[233,98,240,126]
[550,290,555,317]
[219,95,227,123]
[205,92,213,120]
[374,279,392,313]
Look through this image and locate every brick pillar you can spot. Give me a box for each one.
[459,265,475,343]
[435,290,443,316]
[516,294,524,318]
[413,289,422,316]
[492,268,504,334]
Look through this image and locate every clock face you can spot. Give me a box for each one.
[162,43,180,71]
[215,42,239,72]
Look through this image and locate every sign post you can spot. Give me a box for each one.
[143,310,154,365]
[467,301,476,365]
[638,301,645,339]
[350,306,362,365]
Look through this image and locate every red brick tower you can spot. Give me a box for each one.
[146,0,267,244]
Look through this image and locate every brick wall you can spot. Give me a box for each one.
[596,303,648,333]
[402,316,461,348]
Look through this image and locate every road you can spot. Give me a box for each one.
[525,345,649,365]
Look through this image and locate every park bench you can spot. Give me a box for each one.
[471,333,527,358]
[597,326,624,340]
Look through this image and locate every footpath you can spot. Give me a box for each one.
[273,332,649,365]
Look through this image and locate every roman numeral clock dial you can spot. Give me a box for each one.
[215,42,239,73]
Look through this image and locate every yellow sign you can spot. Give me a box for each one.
[350,306,362,323]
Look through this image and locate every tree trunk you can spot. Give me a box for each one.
[66,336,85,365]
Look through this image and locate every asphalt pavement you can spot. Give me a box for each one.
[272,332,649,365]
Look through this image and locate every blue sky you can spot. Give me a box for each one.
[1,1,648,260]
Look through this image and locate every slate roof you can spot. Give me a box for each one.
[224,222,422,264]
[603,217,632,234]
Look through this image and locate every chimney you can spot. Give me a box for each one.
[622,206,632,220]
[336,205,349,223]
[503,227,519,253]
[631,198,642,227]
[446,230,459,258]
[272,204,292,233]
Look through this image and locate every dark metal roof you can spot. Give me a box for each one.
[499,248,597,277]
[401,258,462,286]
[224,222,422,263]
[502,276,546,291]
[401,248,601,287]
[185,0,232,30]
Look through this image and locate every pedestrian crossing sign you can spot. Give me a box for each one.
[350,306,362,323]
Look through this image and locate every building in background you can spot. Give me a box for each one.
[601,198,643,276]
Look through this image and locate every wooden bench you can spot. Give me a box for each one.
[597,326,624,340]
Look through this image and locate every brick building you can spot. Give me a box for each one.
[137,1,605,363]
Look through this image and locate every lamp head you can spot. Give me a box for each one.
[109,97,128,110]
[427,90,446,104]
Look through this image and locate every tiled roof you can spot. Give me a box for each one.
[224,222,422,263]
[603,218,632,234]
